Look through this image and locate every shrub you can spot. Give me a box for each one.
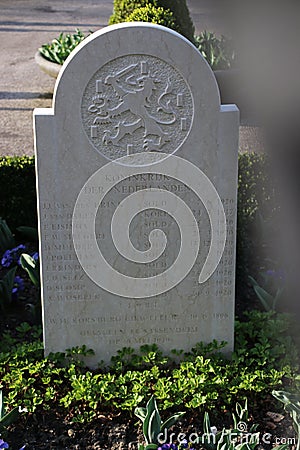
[125,4,178,33]
[108,0,195,43]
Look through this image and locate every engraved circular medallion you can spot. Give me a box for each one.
[81,55,194,165]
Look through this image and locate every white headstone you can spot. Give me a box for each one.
[34,23,239,366]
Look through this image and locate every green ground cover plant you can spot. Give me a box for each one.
[0,311,298,426]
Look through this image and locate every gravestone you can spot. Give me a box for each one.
[34,23,239,366]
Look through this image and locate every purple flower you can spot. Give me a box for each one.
[14,276,25,290]
[1,249,13,267]
[16,245,26,265]
[12,275,25,300]
[159,444,185,450]
[266,269,275,276]
[32,252,39,262]
[1,244,26,268]
[0,439,9,449]
[265,269,286,281]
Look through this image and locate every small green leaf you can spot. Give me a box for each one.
[161,411,185,431]
[0,406,19,427]
[0,266,17,309]
[203,411,211,435]
[0,391,4,419]
[143,396,161,445]
[135,406,147,421]
[253,285,274,311]
[0,218,15,253]
[270,445,290,450]
[20,253,40,287]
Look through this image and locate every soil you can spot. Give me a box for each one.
[6,398,296,450]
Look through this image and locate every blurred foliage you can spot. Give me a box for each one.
[194,31,236,70]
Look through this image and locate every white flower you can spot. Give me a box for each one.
[210,426,218,435]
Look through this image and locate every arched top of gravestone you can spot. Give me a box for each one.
[53,23,220,163]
